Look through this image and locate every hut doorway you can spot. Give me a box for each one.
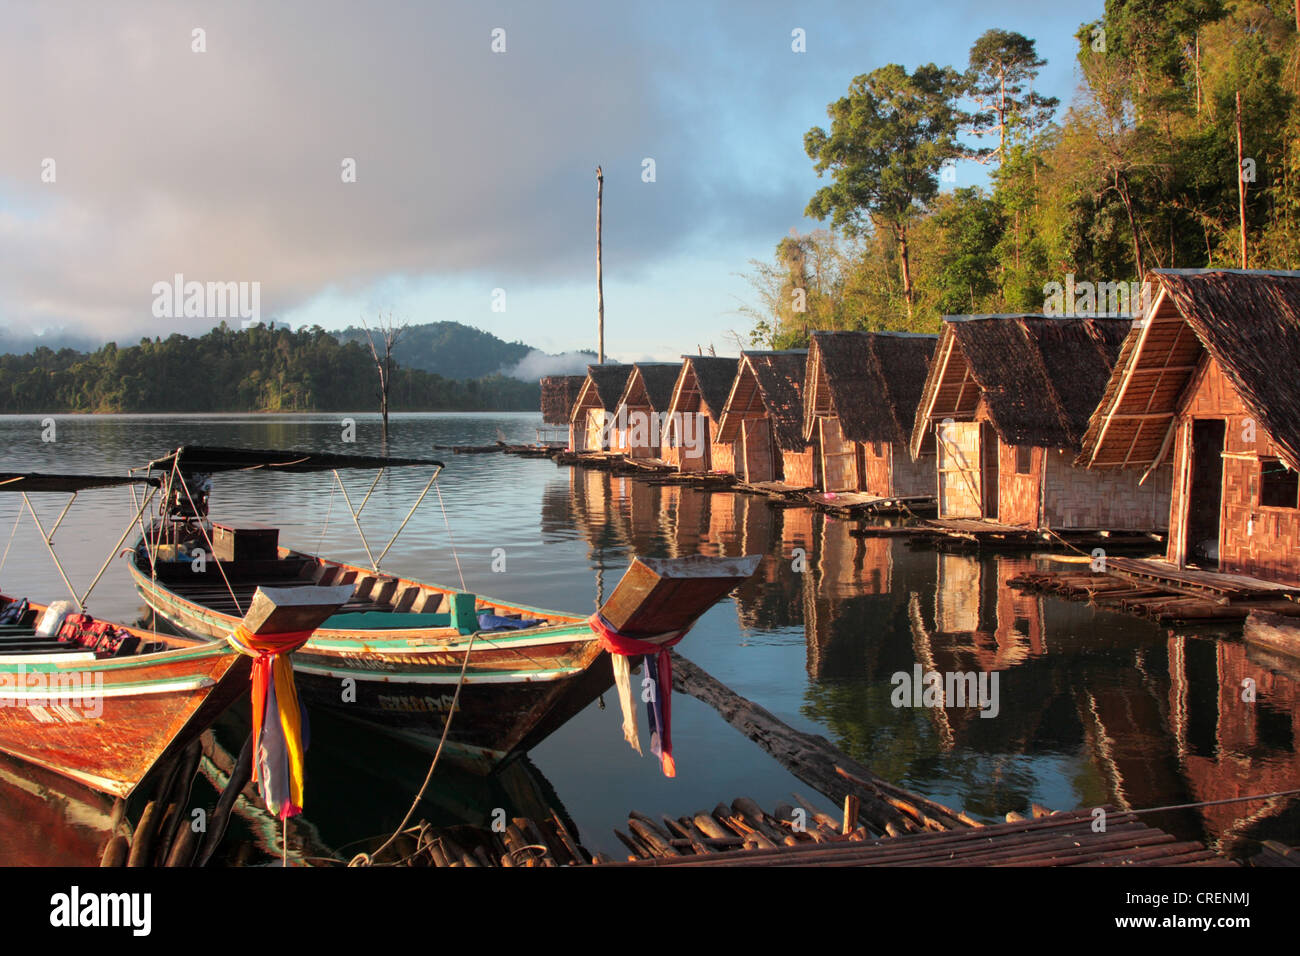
[583,409,606,452]
[937,421,983,518]
[981,423,1000,520]
[818,417,858,492]
[1184,419,1225,568]
[741,419,774,483]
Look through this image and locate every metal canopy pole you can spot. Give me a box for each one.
[20,492,81,607]
[77,483,159,607]
[334,469,380,571]
[373,467,443,569]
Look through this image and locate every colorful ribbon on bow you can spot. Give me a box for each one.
[226,624,314,820]
[589,613,691,778]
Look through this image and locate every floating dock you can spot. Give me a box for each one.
[1009,556,1300,627]
[402,803,1233,867]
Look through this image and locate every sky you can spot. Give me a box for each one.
[0,0,1105,363]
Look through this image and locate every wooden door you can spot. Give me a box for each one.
[584,409,605,451]
[741,419,774,483]
[819,418,858,491]
[936,421,982,518]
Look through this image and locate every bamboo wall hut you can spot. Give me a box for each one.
[1077,269,1300,584]
[663,355,739,473]
[909,314,1171,530]
[803,331,938,495]
[715,350,813,486]
[568,364,633,452]
[610,363,682,458]
[541,375,586,433]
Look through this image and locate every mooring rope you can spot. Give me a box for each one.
[347,627,476,867]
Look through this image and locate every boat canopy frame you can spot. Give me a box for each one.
[130,446,453,614]
[0,473,162,609]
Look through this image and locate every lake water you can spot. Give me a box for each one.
[0,412,1297,864]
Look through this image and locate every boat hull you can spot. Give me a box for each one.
[0,639,248,797]
[128,556,608,773]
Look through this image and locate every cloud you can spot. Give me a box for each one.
[500,349,604,381]
[0,0,1093,348]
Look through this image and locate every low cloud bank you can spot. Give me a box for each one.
[501,349,604,381]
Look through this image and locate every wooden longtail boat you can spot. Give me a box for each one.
[126,446,760,773]
[0,472,353,798]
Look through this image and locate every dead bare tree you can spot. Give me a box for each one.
[361,312,404,442]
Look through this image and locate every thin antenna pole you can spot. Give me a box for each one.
[596,165,605,365]
[1236,91,1248,269]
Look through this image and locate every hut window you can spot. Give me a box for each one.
[871,442,883,458]
[1260,459,1299,509]
[1014,446,1033,475]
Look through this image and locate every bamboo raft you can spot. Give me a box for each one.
[1009,558,1300,627]
[401,801,1232,867]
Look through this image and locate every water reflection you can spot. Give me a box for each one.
[0,414,1296,862]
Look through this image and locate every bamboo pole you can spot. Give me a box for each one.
[596,165,605,365]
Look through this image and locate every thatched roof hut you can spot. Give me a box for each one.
[540,375,586,426]
[616,363,683,414]
[668,355,740,422]
[1076,269,1300,584]
[910,315,1131,460]
[804,331,937,446]
[578,364,634,413]
[1080,269,1300,472]
[717,351,809,451]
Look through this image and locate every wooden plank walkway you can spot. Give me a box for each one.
[1009,560,1300,627]
[608,808,1234,867]
[398,803,1232,867]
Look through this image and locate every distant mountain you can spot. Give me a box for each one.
[334,321,600,381]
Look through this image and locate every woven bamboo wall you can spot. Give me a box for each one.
[1042,448,1171,530]
[888,445,937,497]
[1171,358,1300,583]
[782,448,816,487]
[712,441,734,475]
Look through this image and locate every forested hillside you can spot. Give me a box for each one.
[744,0,1300,345]
[0,323,539,413]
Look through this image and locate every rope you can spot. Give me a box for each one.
[348,627,476,867]
[316,478,336,555]
[1119,787,1300,818]
[433,477,466,591]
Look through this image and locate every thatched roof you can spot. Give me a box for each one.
[1079,269,1300,471]
[617,363,682,413]
[910,315,1130,458]
[540,375,586,425]
[716,350,809,451]
[804,332,937,446]
[578,364,633,411]
[668,355,740,421]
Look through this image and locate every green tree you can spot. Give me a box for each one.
[804,63,969,317]
[966,29,1059,164]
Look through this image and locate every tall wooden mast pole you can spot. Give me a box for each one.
[1236,92,1247,268]
[596,166,605,365]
